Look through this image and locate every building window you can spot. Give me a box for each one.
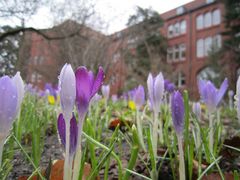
[174,45,180,61]
[197,39,204,58]
[212,9,221,25]
[179,44,186,60]
[167,48,174,62]
[206,0,215,4]
[174,22,180,36]
[176,6,185,15]
[180,20,186,34]
[168,25,174,37]
[204,37,213,56]
[176,72,186,87]
[196,14,203,30]
[204,12,212,28]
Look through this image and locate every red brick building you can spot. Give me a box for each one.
[107,0,237,97]
[19,0,238,98]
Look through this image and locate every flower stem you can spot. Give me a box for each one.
[64,120,70,180]
[177,136,185,180]
[152,111,158,158]
[72,113,85,180]
[136,109,146,151]
[209,113,213,154]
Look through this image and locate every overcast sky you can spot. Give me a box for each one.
[1,0,193,34]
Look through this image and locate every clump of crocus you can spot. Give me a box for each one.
[171,91,185,180]
[57,64,104,180]
[198,78,228,153]
[132,85,146,150]
[0,73,24,167]
[147,72,164,157]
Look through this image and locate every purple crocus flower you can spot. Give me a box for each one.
[57,113,78,154]
[147,72,164,113]
[164,79,175,93]
[75,66,104,116]
[171,91,185,135]
[133,85,145,109]
[198,78,228,113]
[101,85,110,101]
[59,64,76,119]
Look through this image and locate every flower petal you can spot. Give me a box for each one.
[133,85,145,109]
[12,72,25,113]
[57,113,66,147]
[70,114,78,154]
[91,67,104,97]
[75,66,94,113]
[147,73,154,108]
[171,91,184,135]
[0,76,18,137]
[59,64,76,119]
[216,78,228,106]
[153,72,164,111]
[57,113,78,155]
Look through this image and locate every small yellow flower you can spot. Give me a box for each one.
[128,100,136,110]
[200,103,206,111]
[48,95,55,105]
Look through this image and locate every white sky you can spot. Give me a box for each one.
[1,0,193,34]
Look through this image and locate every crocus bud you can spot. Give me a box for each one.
[12,72,25,114]
[0,76,18,141]
[57,113,78,155]
[101,85,110,101]
[198,78,228,113]
[133,85,145,109]
[192,102,201,120]
[59,64,76,119]
[147,72,164,113]
[171,91,184,135]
